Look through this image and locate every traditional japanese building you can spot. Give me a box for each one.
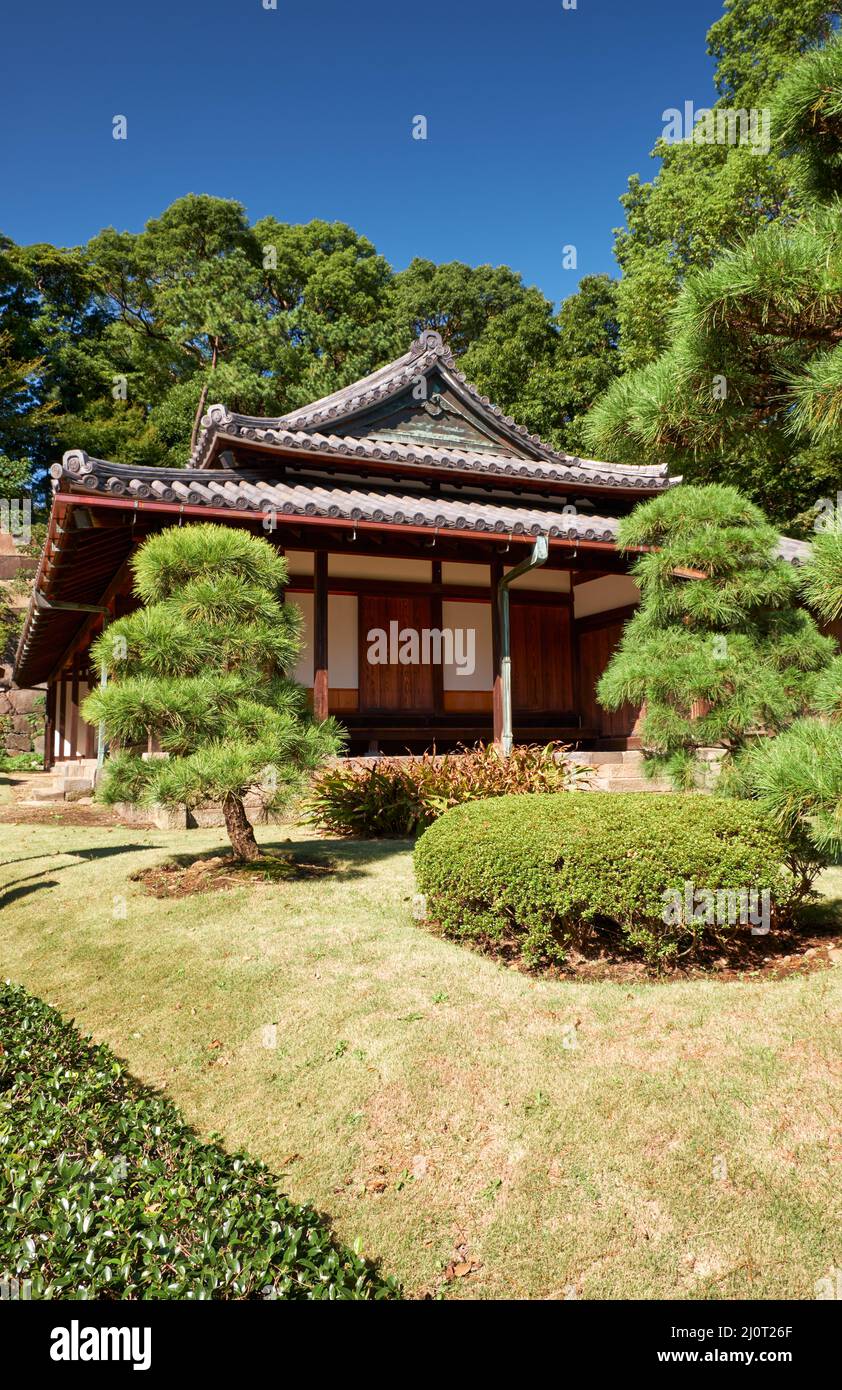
[17,329,690,763]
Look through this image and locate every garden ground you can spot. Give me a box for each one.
[0,798,840,1300]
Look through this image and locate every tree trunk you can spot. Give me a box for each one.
[190,381,209,454]
[222,793,260,861]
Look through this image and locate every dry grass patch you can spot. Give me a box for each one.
[0,822,840,1300]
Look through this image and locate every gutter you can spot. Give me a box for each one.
[497,535,549,756]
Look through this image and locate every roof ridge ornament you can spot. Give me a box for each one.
[410,328,446,358]
[202,403,233,430]
[62,449,93,475]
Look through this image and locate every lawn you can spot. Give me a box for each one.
[1,816,840,1300]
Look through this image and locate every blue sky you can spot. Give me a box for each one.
[1,0,723,307]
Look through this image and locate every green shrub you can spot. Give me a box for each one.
[0,983,398,1300]
[414,793,799,967]
[0,753,42,772]
[738,717,842,859]
[307,742,590,838]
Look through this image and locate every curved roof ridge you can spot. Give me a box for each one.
[188,327,673,485]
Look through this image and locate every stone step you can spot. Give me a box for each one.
[28,773,96,801]
[569,751,625,766]
[53,759,98,778]
[64,781,95,802]
[29,786,67,801]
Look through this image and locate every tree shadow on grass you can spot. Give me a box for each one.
[134,835,415,898]
[262,834,414,868]
[799,894,842,934]
[0,878,61,909]
[0,843,154,910]
[162,835,413,876]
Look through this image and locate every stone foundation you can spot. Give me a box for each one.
[1,551,44,757]
[0,665,45,755]
[569,748,724,793]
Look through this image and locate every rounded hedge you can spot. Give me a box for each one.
[413,792,797,966]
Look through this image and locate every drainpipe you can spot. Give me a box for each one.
[497,535,549,757]
[33,591,111,772]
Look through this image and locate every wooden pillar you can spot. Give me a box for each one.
[491,556,503,746]
[69,656,80,760]
[44,680,56,771]
[430,560,445,719]
[57,675,67,761]
[313,550,329,722]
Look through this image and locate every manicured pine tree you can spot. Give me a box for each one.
[597,485,834,786]
[740,523,842,857]
[83,524,342,860]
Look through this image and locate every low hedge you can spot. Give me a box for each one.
[413,792,799,966]
[0,983,398,1300]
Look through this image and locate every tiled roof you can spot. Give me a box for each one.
[190,329,676,494]
[188,422,672,494]
[50,455,625,543]
[49,454,814,561]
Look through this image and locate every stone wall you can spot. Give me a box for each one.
[0,545,43,757]
[0,672,44,755]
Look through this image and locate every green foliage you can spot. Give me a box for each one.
[0,453,32,502]
[84,524,341,857]
[734,510,842,859]
[708,0,842,106]
[455,273,622,453]
[129,523,289,604]
[588,20,842,526]
[0,585,24,665]
[307,742,587,839]
[0,982,398,1300]
[608,0,839,375]
[0,752,42,771]
[413,793,798,967]
[598,485,834,779]
[769,20,842,198]
[813,656,842,717]
[2,191,623,489]
[800,523,842,619]
[739,717,842,855]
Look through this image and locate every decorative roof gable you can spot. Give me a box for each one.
[190,328,676,495]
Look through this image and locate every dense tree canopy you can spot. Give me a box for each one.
[2,0,839,528]
[0,201,622,512]
[612,0,841,371]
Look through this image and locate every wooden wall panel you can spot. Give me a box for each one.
[358,595,435,712]
[329,688,359,713]
[510,603,574,713]
[577,620,638,736]
[443,690,493,714]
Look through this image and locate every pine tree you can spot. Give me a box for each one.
[739,522,842,859]
[83,525,342,860]
[586,27,842,526]
[597,485,834,785]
